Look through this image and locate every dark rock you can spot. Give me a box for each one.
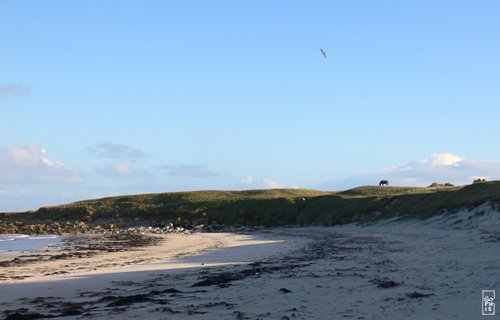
[234,311,247,320]
[58,306,84,317]
[4,312,54,320]
[97,295,118,303]
[105,294,152,307]
[370,278,400,288]
[378,280,399,288]
[161,288,183,294]
[192,273,235,287]
[405,292,434,298]
[279,288,292,293]
[55,302,86,316]
[156,307,180,314]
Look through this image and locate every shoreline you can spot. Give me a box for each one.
[0,231,298,284]
[0,230,307,319]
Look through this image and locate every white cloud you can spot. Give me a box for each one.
[428,153,464,166]
[238,176,297,189]
[113,162,134,175]
[322,153,500,189]
[88,142,147,161]
[0,144,83,184]
[94,162,148,179]
[388,153,499,185]
[0,83,30,101]
[262,179,285,189]
[240,176,254,184]
[155,164,220,178]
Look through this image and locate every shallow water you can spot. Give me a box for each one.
[0,234,61,252]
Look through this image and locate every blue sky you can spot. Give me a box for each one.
[1,1,500,211]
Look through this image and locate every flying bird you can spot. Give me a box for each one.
[320,49,327,59]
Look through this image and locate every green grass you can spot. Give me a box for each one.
[338,185,436,197]
[2,181,499,227]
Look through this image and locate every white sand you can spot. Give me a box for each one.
[1,205,499,319]
[0,232,300,283]
[0,232,302,301]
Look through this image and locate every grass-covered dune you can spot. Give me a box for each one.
[2,181,500,229]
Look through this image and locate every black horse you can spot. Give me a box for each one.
[379,180,389,186]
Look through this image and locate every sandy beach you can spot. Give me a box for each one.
[0,231,297,283]
[1,205,499,319]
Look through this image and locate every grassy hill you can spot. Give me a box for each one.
[2,181,500,229]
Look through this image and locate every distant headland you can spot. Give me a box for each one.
[1,181,499,234]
